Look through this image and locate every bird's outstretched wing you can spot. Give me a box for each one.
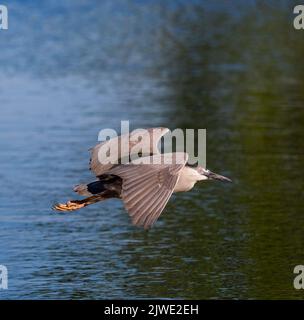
[90,127,169,177]
[107,152,188,229]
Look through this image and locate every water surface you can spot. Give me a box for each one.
[0,0,303,299]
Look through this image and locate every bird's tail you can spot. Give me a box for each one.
[73,180,110,196]
[53,177,121,212]
[73,184,92,196]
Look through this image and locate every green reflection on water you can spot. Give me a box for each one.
[123,1,304,299]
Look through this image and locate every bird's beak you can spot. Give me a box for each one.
[203,170,232,182]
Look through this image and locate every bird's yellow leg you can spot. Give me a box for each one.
[53,195,104,212]
[53,200,85,212]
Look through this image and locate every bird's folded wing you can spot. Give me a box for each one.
[89,128,169,177]
[107,152,188,229]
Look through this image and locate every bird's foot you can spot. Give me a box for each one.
[53,200,85,212]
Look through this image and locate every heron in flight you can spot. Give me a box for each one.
[53,127,231,229]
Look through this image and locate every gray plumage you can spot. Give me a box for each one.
[54,128,231,229]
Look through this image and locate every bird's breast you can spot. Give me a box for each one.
[173,167,198,193]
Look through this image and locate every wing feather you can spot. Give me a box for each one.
[108,152,188,228]
[133,190,170,227]
[90,128,169,176]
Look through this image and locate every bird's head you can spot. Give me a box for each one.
[196,166,232,182]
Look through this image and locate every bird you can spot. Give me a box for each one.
[53,127,231,229]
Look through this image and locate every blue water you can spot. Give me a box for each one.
[0,0,304,299]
